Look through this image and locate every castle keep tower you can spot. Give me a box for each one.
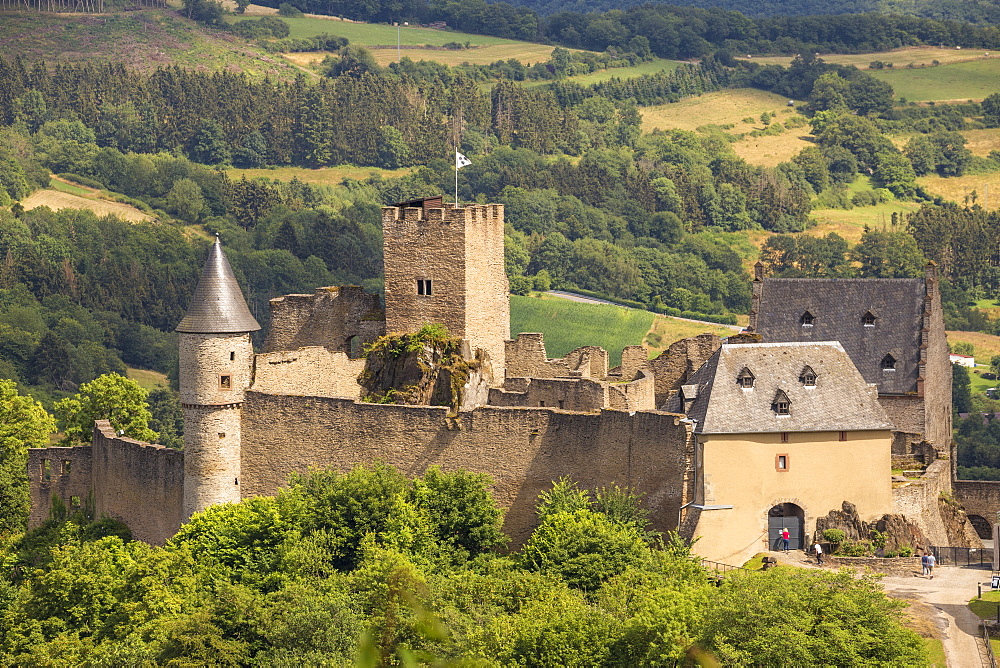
[175,237,260,519]
[382,198,509,375]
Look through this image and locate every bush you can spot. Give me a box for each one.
[822,528,845,544]
[57,173,104,189]
[277,2,302,16]
[837,539,874,557]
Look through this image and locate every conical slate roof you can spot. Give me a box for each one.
[175,237,260,333]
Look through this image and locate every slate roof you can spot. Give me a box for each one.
[175,237,261,334]
[672,341,893,434]
[755,278,925,394]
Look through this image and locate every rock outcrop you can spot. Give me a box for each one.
[815,501,931,553]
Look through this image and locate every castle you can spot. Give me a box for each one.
[26,198,995,565]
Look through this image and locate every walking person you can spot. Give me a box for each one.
[926,552,936,579]
[813,541,824,565]
[920,552,929,577]
[781,528,790,552]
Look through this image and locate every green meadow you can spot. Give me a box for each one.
[510,294,654,367]
[871,59,1000,101]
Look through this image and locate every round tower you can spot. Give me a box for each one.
[175,237,260,519]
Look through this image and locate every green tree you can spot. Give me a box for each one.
[852,229,925,278]
[0,379,55,534]
[411,466,506,558]
[166,178,206,224]
[54,373,158,444]
[953,363,973,413]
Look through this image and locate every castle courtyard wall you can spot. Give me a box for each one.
[241,392,693,544]
[27,445,93,527]
[252,347,365,399]
[92,421,184,545]
[263,286,384,355]
[879,395,927,454]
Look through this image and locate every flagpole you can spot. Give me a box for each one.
[454,149,459,207]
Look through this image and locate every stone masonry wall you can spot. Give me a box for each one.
[607,370,656,411]
[27,446,93,527]
[91,421,184,545]
[263,286,384,355]
[504,333,609,380]
[954,480,1000,527]
[462,204,509,376]
[241,392,694,545]
[921,267,953,447]
[489,377,608,411]
[647,334,722,407]
[252,347,365,399]
[892,459,981,547]
[880,395,927,454]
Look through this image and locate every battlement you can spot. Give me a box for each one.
[381,202,505,231]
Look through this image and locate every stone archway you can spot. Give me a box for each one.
[768,502,805,550]
[346,335,363,359]
[968,514,993,540]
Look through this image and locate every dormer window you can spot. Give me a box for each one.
[799,366,816,387]
[863,311,876,327]
[800,311,814,326]
[772,390,790,415]
[737,367,755,389]
[881,354,896,371]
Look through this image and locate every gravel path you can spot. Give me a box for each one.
[770,551,992,667]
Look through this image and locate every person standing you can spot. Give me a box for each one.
[781,528,790,552]
[921,552,929,577]
[926,552,936,579]
[814,541,824,564]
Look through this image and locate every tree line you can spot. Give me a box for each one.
[0,457,927,665]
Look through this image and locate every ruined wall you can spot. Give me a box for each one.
[504,334,609,380]
[955,480,1000,528]
[252,347,365,399]
[647,334,722,407]
[615,345,649,381]
[263,286,384,355]
[607,370,656,412]
[489,377,607,411]
[893,460,979,547]
[91,421,184,545]
[921,266,953,447]
[241,392,693,544]
[27,446,93,527]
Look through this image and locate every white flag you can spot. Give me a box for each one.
[455,151,472,169]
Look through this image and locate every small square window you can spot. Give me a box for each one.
[230,351,235,361]
[780,432,789,443]
[416,279,433,296]
[539,401,546,407]
[775,401,790,415]
[220,375,232,389]
[42,459,51,482]
[776,454,789,471]
[839,431,847,441]
[62,460,71,475]
[558,400,565,409]
[218,432,226,439]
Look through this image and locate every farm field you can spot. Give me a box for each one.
[251,14,515,47]
[367,43,559,67]
[640,88,799,133]
[918,172,1000,210]
[947,330,1000,363]
[871,59,1000,102]
[510,294,654,367]
[740,46,994,69]
[0,10,298,77]
[521,58,683,87]
[511,294,737,365]
[731,130,813,168]
[227,165,413,187]
[21,187,152,223]
[127,367,170,391]
[806,201,922,244]
[961,129,1000,157]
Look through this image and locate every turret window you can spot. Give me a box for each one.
[863,311,876,326]
[881,355,896,371]
[772,390,791,415]
[416,279,433,296]
[737,367,755,389]
[799,366,816,387]
[800,311,814,326]
[220,374,232,389]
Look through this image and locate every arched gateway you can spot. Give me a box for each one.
[768,503,804,550]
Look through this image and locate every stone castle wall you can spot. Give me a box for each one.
[263,286,383,355]
[647,334,722,407]
[27,445,93,527]
[921,270,953,447]
[252,346,365,399]
[504,334,610,380]
[954,480,1000,527]
[240,392,693,544]
[879,395,927,454]
[92,421,184,545]
[892,459,980,547]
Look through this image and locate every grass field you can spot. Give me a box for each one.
[366,43,559,67]
[641,88,798,134]
[0,9,299,77]
[918,172,1000,210]
[227,164,413,187]
[255,14,515,47]
[961,129,1000,157]
[511,293,737,365]
[871,59,1000,102]
[127,367,170,391]
[947,330,1000,362]
[521,58,683,88]
[21,188,153,223]
[807,201,922,244]
[511,294,654,367]
[740,46,995,70]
